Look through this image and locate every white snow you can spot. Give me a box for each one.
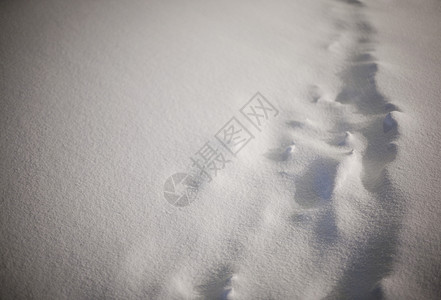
[1,0,441,299]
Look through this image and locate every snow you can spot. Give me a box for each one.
[1,0,441,299]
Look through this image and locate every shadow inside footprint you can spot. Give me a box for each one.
[315,209,339,245]
[265,145,295,162]
[383,113,398,133]
[286,120,304,129]
[354,53,374,63]
[385,103,400,113]
[295,158,339,208]
[336,62,388,115]
[197,265,234,300]
[308,85,321,102]
[338,0,364,6]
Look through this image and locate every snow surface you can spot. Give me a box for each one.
[1,0,441,299]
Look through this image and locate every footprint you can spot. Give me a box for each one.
[308,85,322,102]
[356,21,375,35]
[196,265,234,300]
[338,131,353,147]
[314,208,339,245]
[335,0,364,6]
[383,112,398,133]
[265,143,295,162]
[295,158,339,208]
[286,120,304,129]
[353,52,374,63]
[385,103,401,113]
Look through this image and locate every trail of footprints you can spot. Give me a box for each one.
[175,1,401,299]
[268,0,401,298]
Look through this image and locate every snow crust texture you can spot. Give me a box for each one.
[1,0,441,299]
